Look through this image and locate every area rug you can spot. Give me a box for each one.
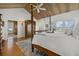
[16,39,33,56]
[16,39,47,56]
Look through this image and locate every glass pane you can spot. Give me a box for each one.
[56,21,64,28]
[64,20,74,28]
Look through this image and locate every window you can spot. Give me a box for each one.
[56,21,64,28]
[64,20,74,28]
[55,19,74,29]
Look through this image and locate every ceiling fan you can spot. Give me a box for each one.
[33,3,46,13]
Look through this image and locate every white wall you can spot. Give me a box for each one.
[1,8,31,20]
[0,8,31,40]
[36,10,79,32]
[2,20,8,40]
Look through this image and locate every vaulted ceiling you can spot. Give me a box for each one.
[25,3,79,19]
[0,3,79,19]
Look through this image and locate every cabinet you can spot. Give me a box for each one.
[25,20,36,38]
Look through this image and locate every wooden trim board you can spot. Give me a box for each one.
[32,44,60,56]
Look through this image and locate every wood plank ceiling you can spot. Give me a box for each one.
[0,3,79,19]
[0,3,26,8]
[25,3,79,19]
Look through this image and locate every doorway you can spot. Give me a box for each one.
[8,20,17,37]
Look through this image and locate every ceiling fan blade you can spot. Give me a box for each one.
[33,8,37,11]
[39,3,43,7]
[32,5,37,8]
[39,8,46,10]
[37,9,40,13]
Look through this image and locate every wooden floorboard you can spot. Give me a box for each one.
[1,39,24,56]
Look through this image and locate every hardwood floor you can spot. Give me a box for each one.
[1,38,25,56]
